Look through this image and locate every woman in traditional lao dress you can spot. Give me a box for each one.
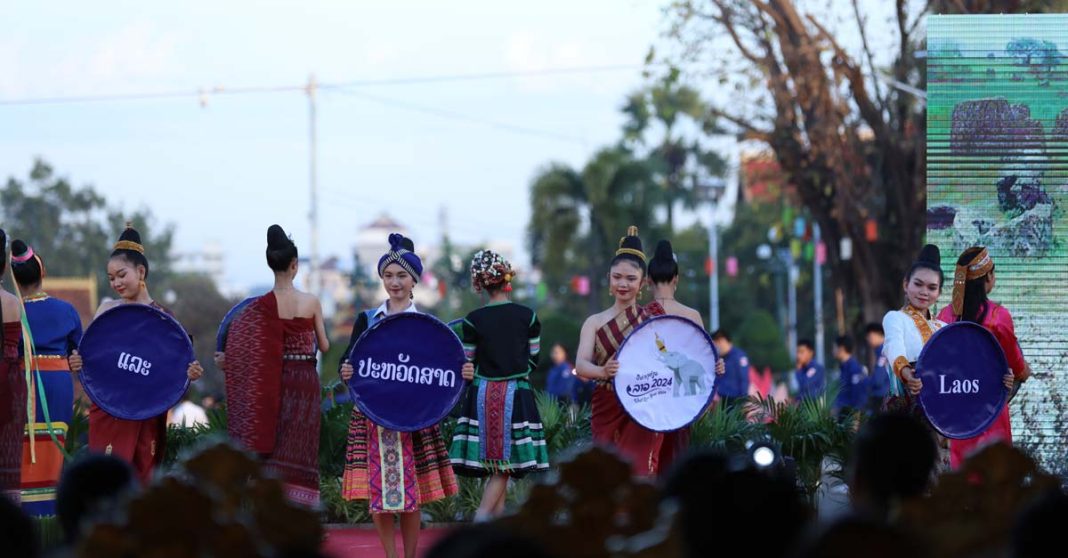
[575,226,683,477]
[69,224,204,484]
[936,246,1030,469]
[645,239,724,460]
[1,228,28,503]
[339,233,457,558]
[10,239,82,514]
[220,225,329,506]
[448,250,550,520]
[881,244,950,471]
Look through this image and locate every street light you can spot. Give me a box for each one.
[695,177,727,332]
[757,237,798,361]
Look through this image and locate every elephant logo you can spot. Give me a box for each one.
[655,333,706,397]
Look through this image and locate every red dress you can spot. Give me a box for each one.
[590,302,687,477]
[937,302,1027,469]
[224,292,321,506]
[87,302,179,485]
[1,321,27,501]
[262,317,321,506]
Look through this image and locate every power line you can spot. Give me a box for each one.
[322,63,645,88]
[0,63,648,107]
[325,88,589,146]
[0,84,302,106]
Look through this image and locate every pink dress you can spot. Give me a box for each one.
[937,302,1027,469]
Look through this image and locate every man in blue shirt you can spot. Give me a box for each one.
[545,343,577,403]
[865,323,890,413]
[833,335,867,416]
[795,339,825,401]
[712,329,750,410]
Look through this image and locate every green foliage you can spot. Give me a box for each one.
[167,273,238,398]
[527,147,662,313]
[65,398,90,458]
[162,406,228,468]
[535,390,591,461]
[532,309,583,383]
[751,382,855,503]
[688,402,760,455]
[34,515,64,553]
[620,69,724,231]
[0,160,233,395]
[0,159,175,303]
[422,477,483,523]
[319,396,353,479]
[737,310,793,373]
[92,378,863,522]
[1007,37,1063,86]
[320,476,371,524]
[319,341,351,388]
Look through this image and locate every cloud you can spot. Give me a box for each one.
[0,38,28,97]
[81,22,180,85]
[503,31,642,94]
[2,21,183,99]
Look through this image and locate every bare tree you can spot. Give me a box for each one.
[663,0,1049,323]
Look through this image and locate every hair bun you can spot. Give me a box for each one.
[653,240,674,262]
[267,224,292,249]
[917,244,941,267]
[619,225,644,253]
[118,225,142,245]
[10,239,28,258]
[388,233,415,252]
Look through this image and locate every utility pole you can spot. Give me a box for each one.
[708,214,719,332]
[785,247,798,361]
[306,74,320,297]
[814,223,824,365]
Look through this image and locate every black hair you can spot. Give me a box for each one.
[266,224,299,272]
[849,413,936,511]
[663,450,809,558]
[109,226,150,279]
[835,335,854,354]
[648,239,679,284]
[10,240,42,287]
[609,229,646,276]
[56,455,136,544]
[956,246,993,324]
[0,228,7,276]
[793,515,926,558]
[864,323,884,337]
[798,338,815,351]
[1012,489,1068,558]
[0,496,38,558]
[711,329,731,342]
[905,244,943,288]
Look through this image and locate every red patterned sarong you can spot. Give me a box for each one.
[590,303,688,477]
[1,322,27,501]
[224,293,284,454]
[225,293,319,506]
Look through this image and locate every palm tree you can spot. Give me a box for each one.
[621,69,726,232]
[528,147,659,312]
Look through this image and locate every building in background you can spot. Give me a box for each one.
[174,240,238,296]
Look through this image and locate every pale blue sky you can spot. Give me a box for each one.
[1,0,668,290]
[0,0,906,291]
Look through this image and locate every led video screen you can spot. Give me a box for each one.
[928,15,1068,474]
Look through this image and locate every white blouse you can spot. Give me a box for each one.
[881,306,946,395]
